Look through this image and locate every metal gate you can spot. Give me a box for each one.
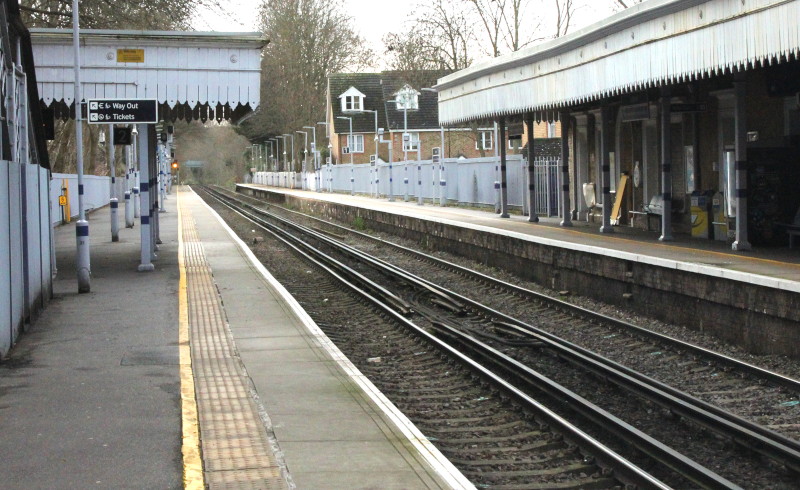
[533,157,560,217]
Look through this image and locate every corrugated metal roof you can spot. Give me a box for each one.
[436,0,800,124]
[30,28,266,111]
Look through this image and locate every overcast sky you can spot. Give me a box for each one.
[193,0,622,68]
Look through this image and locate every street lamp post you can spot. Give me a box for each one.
[422,87,446,206]
[296,130,309,190]
[360,110,379,197]
[303,125,317,191]
[282,133,295,188]
[336,116,354,195]
[317,122,329,192]
[280,134,288,188]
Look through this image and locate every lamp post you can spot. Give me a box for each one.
[336,116,354,195]
[296,129,309,190]
[385,98,410,201]
[101,128,120,241]
[303,125,318,192]
[71,0,91,291]
[422,87,446,206]
[317,122,329,192]
[361,110,379,197]
[125,124,134,228]
[282,133,295,188]
[132,125,140,219]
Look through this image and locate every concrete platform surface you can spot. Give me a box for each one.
[0,194,182,489]
[0,186,471,489]
[181,187,469,489]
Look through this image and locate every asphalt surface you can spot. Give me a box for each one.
[0,202,181,489]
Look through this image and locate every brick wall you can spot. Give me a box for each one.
[331,121,561,164]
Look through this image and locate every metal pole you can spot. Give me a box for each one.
[72,0,90,292]
[439,127,446,207]
[499,117,510,218]
[108,125,119,241]
[304,125,318,192]
[732,72,751,251]
[313,127,319,192]
[525,115,538,222]
[125,141,134,227]
[297,130,308,190]
[600,105,614,233]
[137,123,154,271]
[559,110,573,227]
[403,106,408,162]
[494,122,501,214]
[349,118,354,195]
[659,89,672,241]
[373,111,378,197]
[159,140,166,213]
[133,127,140,218]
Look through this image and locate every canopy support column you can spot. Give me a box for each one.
[732,71,751,251]
[660,87,674,242]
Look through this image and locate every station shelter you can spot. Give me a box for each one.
[30,28,265,273]
[435,0,800,249]
[0,26,264,356]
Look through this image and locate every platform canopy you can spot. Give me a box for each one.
[30,29,266,122]
[435,0,800,124]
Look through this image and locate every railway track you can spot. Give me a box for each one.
[200,186,800,488]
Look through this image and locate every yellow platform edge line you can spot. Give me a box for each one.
[178,189,205,489]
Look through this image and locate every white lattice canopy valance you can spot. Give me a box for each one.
[435,0,800,125]
[31,29,265,121]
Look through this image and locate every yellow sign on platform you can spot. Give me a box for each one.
[58,195,67,206]
[117,49,145,63]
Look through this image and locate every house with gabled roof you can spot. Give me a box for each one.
[326,70,558,165]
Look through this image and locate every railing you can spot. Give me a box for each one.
[252,155,562,214]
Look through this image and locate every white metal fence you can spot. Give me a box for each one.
[252,155,562,215]
[49,173,123,225]
[2,161,53,358]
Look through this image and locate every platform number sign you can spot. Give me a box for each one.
[431,147,440,165]
[342,146,350,154]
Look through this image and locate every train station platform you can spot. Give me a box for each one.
[0,187,469,489]
[236,184,800,359]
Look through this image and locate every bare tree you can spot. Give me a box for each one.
[239,0,372,163]
[465,0,506,57]
[554,0,576,38]
[613,0,645,10]
[384,1,473,72]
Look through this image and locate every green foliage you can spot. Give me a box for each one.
[352,215,366,231]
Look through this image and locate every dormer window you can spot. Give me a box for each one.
[394,84,419,110]
[339,86,365,112]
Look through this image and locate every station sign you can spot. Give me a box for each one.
[87,99,158,124]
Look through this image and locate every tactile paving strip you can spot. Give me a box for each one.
[181,193,288,489]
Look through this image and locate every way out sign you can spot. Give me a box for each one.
[87,99,158,124]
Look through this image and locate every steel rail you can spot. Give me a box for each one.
[231,185,800,392]
[201,187,671,489]
[217,187,800,470]
[427,320,740,490]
